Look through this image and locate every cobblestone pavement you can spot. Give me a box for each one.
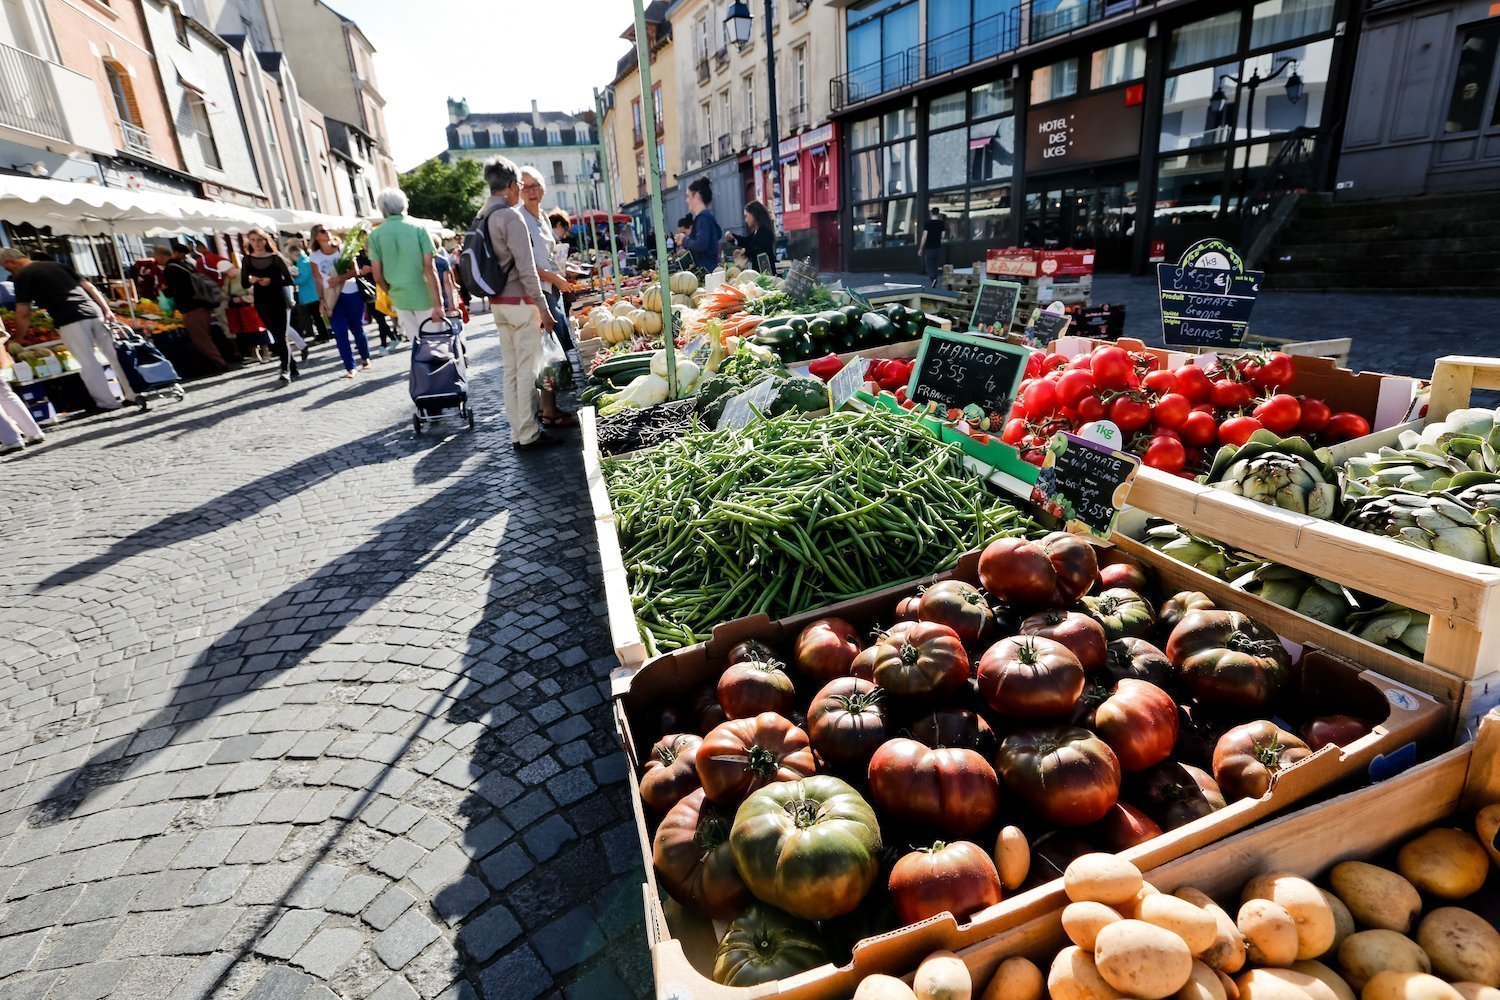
[0,316,652,1000]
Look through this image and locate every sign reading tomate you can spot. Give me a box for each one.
[1024,89,1145,173]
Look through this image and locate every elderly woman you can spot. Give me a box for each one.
[519,166,577,427]
[366,187,444,343]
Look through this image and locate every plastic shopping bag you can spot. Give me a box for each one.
[535,330,572,391]
[374,284,396,317]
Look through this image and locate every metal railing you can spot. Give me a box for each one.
[717,134,732,159]
[697,58,710,85]
[118,119,154,157]
[0,41,67,142]
[1240,127,1320,253]
[918,9,1022,78]
[1031,0,1110,42]
[787,102,808,129]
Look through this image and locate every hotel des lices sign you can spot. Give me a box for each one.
[1025,87,1146,173]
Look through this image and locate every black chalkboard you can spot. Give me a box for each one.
[1157,264,1263,348]
[906,328,1030,417]
[1026,308,1072,346]
[969,279,1022,335]
[1029,432,1140,538]
[784,260,818,302]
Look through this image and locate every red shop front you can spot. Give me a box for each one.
[751,123,841,270]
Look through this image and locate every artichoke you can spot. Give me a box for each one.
[1346,602,1429,658]
[1141,520,1255,580]
[1230,562,1314,609]
[1206,431,1342,519]
[1344,490,1496,564]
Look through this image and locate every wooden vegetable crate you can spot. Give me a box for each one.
[613,544,1449,999]
[950,708,1500,991]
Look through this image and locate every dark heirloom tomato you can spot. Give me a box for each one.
[806,678,887,770]
[1098,562,1149,594]
[639,733,703,813]
[1302,714,1372,752]
[727,638,779,666]
[1137,760,1227,830]
[1157,591,1215,639]
[910,708,997,757]
[713,904,828,987]
[1212,721,1311,801]
[867,738,1001,838]
[1021,610,1108,674]
[977,531,1098,608]
[717,660,796,720]
[996,726,1121,827]
[1084,588,1156,641]
[697,713,817,805]
[917,580,995,645]
[976,636,1085,719]
[693,686,728,734]
[888,841,1003,925]
[849,643,881,681]
[1089,679,1179,772]
[869,622,970,700]
[794,617,862,684]
[1103,638,1174,686]
[1166,610,1292,711]
[729,775,882,921]
[652,788,751,919]
[894,594,923,621]
[1090,802,1164,851]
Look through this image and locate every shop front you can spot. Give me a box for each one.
[751,123,842,268]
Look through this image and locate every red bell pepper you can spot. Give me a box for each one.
[807,353,844,382]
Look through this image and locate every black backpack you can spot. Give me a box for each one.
[459,205,514,299]
[166,260,223,309]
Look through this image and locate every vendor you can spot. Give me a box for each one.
[728,200,775,271]
[675,176,723,270]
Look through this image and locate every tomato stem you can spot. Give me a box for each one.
[745,743,781,778]
[786,798,822,829]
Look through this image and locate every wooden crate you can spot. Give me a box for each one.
[619,544,1450,999]
[579,406,649,679]
[576,336,605,369]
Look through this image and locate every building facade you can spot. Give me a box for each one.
[603,1,681,239]
[829,0,1364,274]
[442,100,601,214]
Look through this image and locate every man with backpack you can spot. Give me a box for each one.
[162,240,232,372]
[463,156,559,451]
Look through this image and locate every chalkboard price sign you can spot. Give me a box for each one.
[906,329,1031,417]
[1025,308,1072,346]
[969,279,1022,335]
[1157,238,1263,348]
[716,375,779,431]
[784,260,819,302]
[1030,432,1140,539]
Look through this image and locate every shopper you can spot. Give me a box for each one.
[0,315,44,454]
[435,238,461,321]
[309,225,372,379]
[366,187,444,343]
[357,248,399,353]
[518,168,577,429]
[225,263,271,364]
[286,238,328,348]
[0,247,137,409]
[161,241,233,373]
[240,227,299,383]
[918,207,945,287]
[477,155,558,450]
[676,177,723,270]
[728,199,776,271]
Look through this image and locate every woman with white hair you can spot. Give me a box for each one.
[366,186,444,347]
[518,167,577,427]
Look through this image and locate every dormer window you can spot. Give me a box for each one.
[547,125,562,144]
[458,126,474,149]
[576,124,591,143]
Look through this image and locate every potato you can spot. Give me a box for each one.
[1065,854,1145,906]
[1416,908,1500,986]
[1141,894,1220,955]
[1238,969,1321,1000]
[1177,961,1229,1000]
[1119,883,1162,919]
[981,956,1043,1000]
[1219,971,1241,1000]
[1362,972,1464,1000]
[1242,872,1337,960]
[856,975,920,1000]
[915,951,971,1000]
[1339,930,1431,991]
[1324,890,1356,952]
[1398,829,1490,901]
[1330,862,1423,933]
[1049,946,1126,1000]
[996,826,1031,891]
[1238,899,1300,967]
[1291,961,1357,1000]
[1065,901,1125,951]
[1094,919,1194,999]
[1178,887,1247,974]
[1254,969,1343,1000]
[1452,984,1500,1000]
[1475,805,1500,867]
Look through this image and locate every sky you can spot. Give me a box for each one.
[344,0,639,171]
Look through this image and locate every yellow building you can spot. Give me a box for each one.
[602,1,682,237]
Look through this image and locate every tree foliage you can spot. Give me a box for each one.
[399,158,485,230]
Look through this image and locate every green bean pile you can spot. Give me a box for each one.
[602,409,1042,655]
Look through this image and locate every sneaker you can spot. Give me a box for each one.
[360,359,371,370]
[0,442,23,455]
[278,374,290,385]
[515,432,562,451]
[300,348,309,363]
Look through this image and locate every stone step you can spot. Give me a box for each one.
[1273,235,1499,257]
[1278,218,1498,242]
[1294,192,1500,220]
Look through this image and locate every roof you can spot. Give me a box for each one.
[256,51,284,74]
[453,111,589,129]
[319,0,376,51]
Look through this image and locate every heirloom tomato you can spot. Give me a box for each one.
[1211,720,1311,801]
[996,726,1121,826]
[639,733,703,813]
[1020,609,1108,674]
[698,713,817,805]
[1087,678,1179,772]
[794,617,861,684]
[866,738,1001,838]
[652,788,751,919]
[713,905,828,987]
[1137,760,1227,830]
[977,636,1086,719]
[1166,610,1291,711]
[1090,802,1163,851]
[909,708,997,757]
[718,660,796,720]
[868,621,969,700]
[978,531,1097,607]
[916,580,994,645]
[888,841,1002,925]
[1102,637,1174,687]
[805,677,887,771]
[1084,588,1155,641]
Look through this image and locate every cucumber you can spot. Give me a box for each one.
[860,312,896,343]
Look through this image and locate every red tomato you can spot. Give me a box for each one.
[1151,392,1191,430]
[1109,395,1152,433]
[1252,393,1302,435]
[1211,378,1254,409]
[1091,347,1132,389]
[1025,353,1044,378]
[1297,398,1332,435]
[1143,436,1187,474]
[1217,415,1263,447]
[867,738,1000,838]
[1067,352,1094,370]
[1175,365,1213,403]
[1077,395,1107,423]
[1132,352,1161,374]
[1179,410,1218,449]
[1022,379,1060,418]
[1056,370,1097,408]
[1002,417,1028,445]
[1325,412,1371,442]
[1088,679,1180,772]
[887,841,1002,926]
[1252,351,1295,388]
[1142,369,1179,395]
[1041,352,1069,373]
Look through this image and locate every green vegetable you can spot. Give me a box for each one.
[859,312,895,343]
[769,376,829,416]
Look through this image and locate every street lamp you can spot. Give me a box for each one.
[725,0,784,242]
[1210,58,1302,214]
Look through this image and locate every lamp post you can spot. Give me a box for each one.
[632,0,677,399]
[1208,57,1303,214]
[593,86,623,297]
[725,0,783,239]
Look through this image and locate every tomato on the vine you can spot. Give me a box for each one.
[1325,411,1370,442]
[1109,395,1152,433]
[1025,353,1044,379]
[1143,436,1187,474]
[1150,392,1191,430]
[1252,393,1302,435]
[1142,370,1179,396]
[1211,379,1254,410]
[1022,379,1060,418]
[1175,365,1213,403]
[1218,415,1263,447]
[1179,410,1218,449]
[1077,395,1107,423]
[1249,351,1295,389]
[1297,398,1332,435]
[1002,417,1028,445]
[1091,347,1132,390]
[1056,370,1097,408]
[1067,352,1093,370]
[1041,353,1069,374]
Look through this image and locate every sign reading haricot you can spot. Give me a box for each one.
[716,375,779,431]
[1030,431,1141,539]
[1158,238,1264,348]
[969,279,1022,336]
[829,356,872,411]
[906,328,1031,417]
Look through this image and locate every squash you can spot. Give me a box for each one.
[641,286,664,312]
[672,293,693,307]
[670,270,701,295]
[587,306,613,330]
[601,316,635,345]
[630,309,663,335]
[611,300,634,317]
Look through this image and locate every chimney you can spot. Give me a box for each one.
[531,100,542,130]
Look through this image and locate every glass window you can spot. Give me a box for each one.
[850,117,881,149]
[1153,151,1228,225]
[1092,39,1147,89]
[853,203,885,248]
[885,197,917,245]
[968,185,1011,241]
[1032,0,1087,40]
[849,0,906,22]
[929,92,967,129]
[930,190,967,240]
[1030,58,1078,104]
[928,127,967,188]
[884,139,916,195]
[884,107,916,140]
[1445,23,1500,134]
[1249,0,1335,49]
[784,157,803,212]
[883,3,918,69]
[928,0,969,53]
[847,1,918,97]
[972,79,1014,118]
[188,93,221,170]
[969,116,1015,183]
[850,148,884,201]
[849,19,882,94]
[1170,12,1241,70]
[1238,39,1333,141]
[1159,61,1239,151]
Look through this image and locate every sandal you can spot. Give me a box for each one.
[540,412,578,428]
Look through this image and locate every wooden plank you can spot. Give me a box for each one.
[1428,356,1500,421]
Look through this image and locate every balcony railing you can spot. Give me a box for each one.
[919,9,1022,78]
[118,119,154,157]
[700,143,712,165]
[717,134,732,159]
[696,58,710,85]
[741,126,757,149]
[787,103,808,130]
[1031,0,1110,42]
[0,41,67,142]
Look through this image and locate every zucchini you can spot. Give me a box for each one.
[860,311,896,343]
[592,353,657,381]
[820,310,849,333]
[753,325,796,347]
[908,309,927,333]
[786,317,809,337]
[807,317,831,345]
[883,303,909,325]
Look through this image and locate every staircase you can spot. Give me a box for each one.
[1262,192,1500,295]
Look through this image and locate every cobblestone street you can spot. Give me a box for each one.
[0,317,651,1000]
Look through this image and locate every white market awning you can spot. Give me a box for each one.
[266,208,361,233]
[0,175,275,237]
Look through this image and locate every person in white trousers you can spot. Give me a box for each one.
[0,316,44,454]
